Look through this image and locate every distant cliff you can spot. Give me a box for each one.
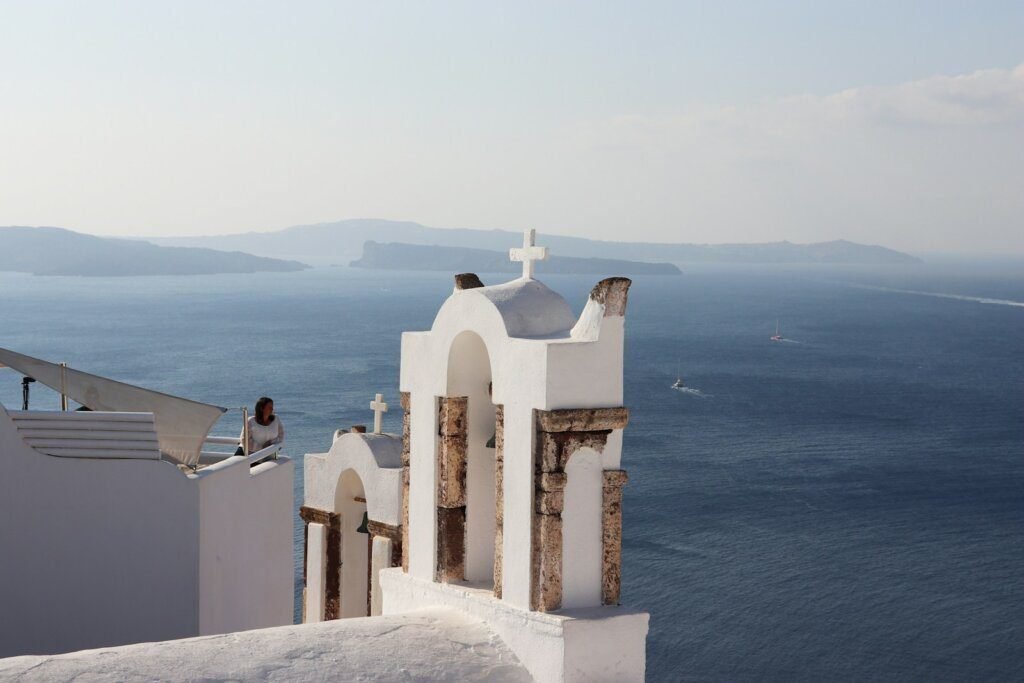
[152,219,922,266]
[350,241,683,276]
[0,227,308,276]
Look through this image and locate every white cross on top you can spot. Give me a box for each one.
[370,393,388,434]
[509,229,548,279]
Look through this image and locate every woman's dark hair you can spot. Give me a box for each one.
[254,396,275,426]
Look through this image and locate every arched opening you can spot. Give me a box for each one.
[562,448,603,608]
[446,331,497,588]
[336,468,370,618]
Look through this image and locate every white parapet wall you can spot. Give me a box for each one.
[381,569,648,683]
[0,406,294,657]
[194,453,295,636]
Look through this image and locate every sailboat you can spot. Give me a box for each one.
[770,320,784,342]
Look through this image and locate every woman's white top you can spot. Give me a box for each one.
[240,415,284,453]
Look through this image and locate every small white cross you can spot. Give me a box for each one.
[509,229,548,279]
[370,393,388,434]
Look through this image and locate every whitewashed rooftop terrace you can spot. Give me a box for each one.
[0,608,531,682]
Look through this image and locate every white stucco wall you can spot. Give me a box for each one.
[0,406,294,657]
[405,383,440,581]
[196,455,294,636]
[370,536,392,617]
[561,606,649,683]
[306,522,327,622]
[0,406,198,657]
[382,569,648,683]
[499,402,539,608]
[562,449,603,609]
[545,317,624,409]
[304,433,402,527]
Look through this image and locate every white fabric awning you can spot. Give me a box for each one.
[0,348,227,467]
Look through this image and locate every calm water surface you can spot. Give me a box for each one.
[1,263,1022,680]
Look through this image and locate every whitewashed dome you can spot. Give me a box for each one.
[447,277,577,338]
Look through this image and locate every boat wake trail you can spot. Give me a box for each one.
[848,283,1024,308]
[673,386,710,398]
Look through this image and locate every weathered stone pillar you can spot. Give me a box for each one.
[300,505,341,621]
[602,469,628,605]
[531,470,565,611]
[493,404,505,598]
[532,406,629,612]
[400,391,411,572]
[366,520,403,569]
[436,396,468,582]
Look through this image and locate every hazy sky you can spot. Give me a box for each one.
[1,1,1022,253]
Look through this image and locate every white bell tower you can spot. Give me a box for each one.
[381,233,649,683]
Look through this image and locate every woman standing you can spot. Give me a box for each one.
[238,396,285,455]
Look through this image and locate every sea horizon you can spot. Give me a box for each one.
[1,261,1021,680]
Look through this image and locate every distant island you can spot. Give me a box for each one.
[351,241,682,275]
[152,219,921,267]
[0,227,309,276]
[0,222,920,277]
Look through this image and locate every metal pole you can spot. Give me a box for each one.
[241,407,250,457]
[60,362,68,411]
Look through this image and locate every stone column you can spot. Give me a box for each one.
[436,396,468,582]
[531,470,565,611]
[602,469,628,605]
[400,391,411,572]
[493,405,505,598]
[366,520,403,568]
[531,407,629,612]
[300,506,341,621]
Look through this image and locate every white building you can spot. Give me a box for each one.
[0,231,650,681]
[302,232,649,682]
[301,426,404,621]
[0,349,294,658]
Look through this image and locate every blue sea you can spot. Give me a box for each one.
[1,261,1022,680]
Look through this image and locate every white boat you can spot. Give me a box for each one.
[671,357,685,389]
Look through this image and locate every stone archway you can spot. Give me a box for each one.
[531,406,630,612]
[301,430,403,623]
[336,468,371,618]
[436,331,500,591]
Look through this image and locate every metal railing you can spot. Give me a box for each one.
[198,428,281,469]
[2,361,70,411]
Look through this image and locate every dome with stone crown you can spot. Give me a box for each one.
[448,276,577,338]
